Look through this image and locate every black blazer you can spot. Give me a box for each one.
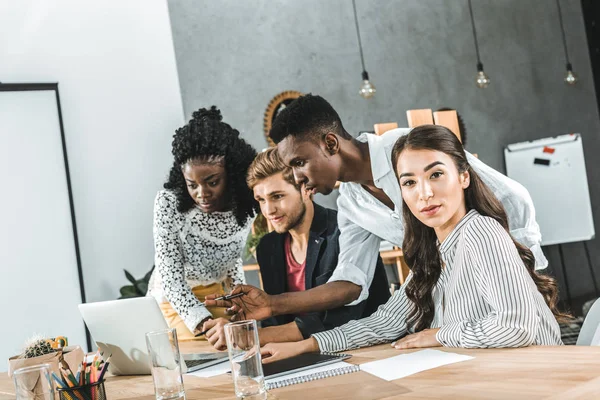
[256,202,390,339]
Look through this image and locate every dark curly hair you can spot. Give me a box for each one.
[164,106,258,226]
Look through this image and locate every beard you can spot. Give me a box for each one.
[273,200,307,233]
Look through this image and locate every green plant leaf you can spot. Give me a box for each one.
[120,285,137,297]
[124,269,137,285]
[244,228,267,259]
[135,281,148,295]
[143,265,155,282]
[119,293,140,299]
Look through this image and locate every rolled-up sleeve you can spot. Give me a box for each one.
[466,152,548,270]
[295,313,326,339]
[327,208,381,305]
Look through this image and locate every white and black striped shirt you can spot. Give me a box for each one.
[313,210,562,352]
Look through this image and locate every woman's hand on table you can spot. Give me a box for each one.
[202,318,230,350]
[392,328,441,350]
[260,337,319,364]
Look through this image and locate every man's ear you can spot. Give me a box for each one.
[323,133,340,155]
[300,184,312,201]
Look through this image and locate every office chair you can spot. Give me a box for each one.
[577,297,600,345]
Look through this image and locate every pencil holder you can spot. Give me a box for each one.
[56,380,107,400]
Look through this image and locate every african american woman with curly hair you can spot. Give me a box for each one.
[147,107,258,340]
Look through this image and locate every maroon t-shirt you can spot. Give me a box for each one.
[284,234,306,292]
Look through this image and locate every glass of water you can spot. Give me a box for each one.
[224,320,266,399]
[13,364,54,400]
[146,328,186,400]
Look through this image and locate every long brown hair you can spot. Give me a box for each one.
[391,125,569,332]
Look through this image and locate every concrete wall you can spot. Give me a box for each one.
[168,0,600,313]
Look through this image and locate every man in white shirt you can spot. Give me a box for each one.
[205,94,546,319]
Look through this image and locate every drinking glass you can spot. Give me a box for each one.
[13,363,54,400]
[145,328,186,400]
[224,320,266,399]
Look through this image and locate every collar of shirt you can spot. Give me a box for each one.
[361,132,392,183]
[335,130,410,246]
[352,130,412,209]
[438,209,480,259]
[360,129,410,184]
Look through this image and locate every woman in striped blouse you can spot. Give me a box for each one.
[260,125,566,362]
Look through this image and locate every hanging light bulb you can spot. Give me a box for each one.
[564,64,578,85]
[353,0,375,99]
[557,0,578,86]
[476,62,491,88]
[359,71,376,99]
[468,0,490,89]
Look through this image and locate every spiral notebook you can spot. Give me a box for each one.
[263,353,360,390]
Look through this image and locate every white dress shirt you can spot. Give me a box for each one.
[315,210,562,351]
[327,129,548,305]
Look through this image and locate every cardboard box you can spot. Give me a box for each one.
[8,345,85,378]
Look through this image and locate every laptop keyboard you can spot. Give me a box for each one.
[185,359,205,368]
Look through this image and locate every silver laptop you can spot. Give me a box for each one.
[78,297,229,375]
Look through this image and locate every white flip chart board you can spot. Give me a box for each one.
[504,133,595,246]
[0,85,87,362]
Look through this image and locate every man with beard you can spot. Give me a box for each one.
[201,148,389,350]
[205,94,547,327]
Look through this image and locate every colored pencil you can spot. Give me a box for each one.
[60,366,77,387]
[80,359,87,386]
[91,351,100,383]
[75,364,82,386]
[51,372,65,389]
[96,361,110,382]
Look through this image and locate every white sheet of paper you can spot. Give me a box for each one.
[186,362,231,378]
[360,349,474,381]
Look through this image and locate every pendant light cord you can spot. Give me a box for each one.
[556,0,571,66]
[352,0,367,73]
[468,0,482,65]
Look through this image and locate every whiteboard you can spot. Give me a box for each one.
[504,134,595,246]
[0,86,87,362]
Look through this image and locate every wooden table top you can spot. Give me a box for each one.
[2,344,599,399]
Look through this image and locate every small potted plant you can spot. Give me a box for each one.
[244,214,269,259]
[8,335,83,379]
[119,266,155,299]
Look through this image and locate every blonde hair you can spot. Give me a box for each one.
[247,148,299,190]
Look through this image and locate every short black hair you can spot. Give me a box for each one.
[164,106,258,226]
[269,94,351,144]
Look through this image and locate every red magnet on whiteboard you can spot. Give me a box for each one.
[543,146,555,154]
